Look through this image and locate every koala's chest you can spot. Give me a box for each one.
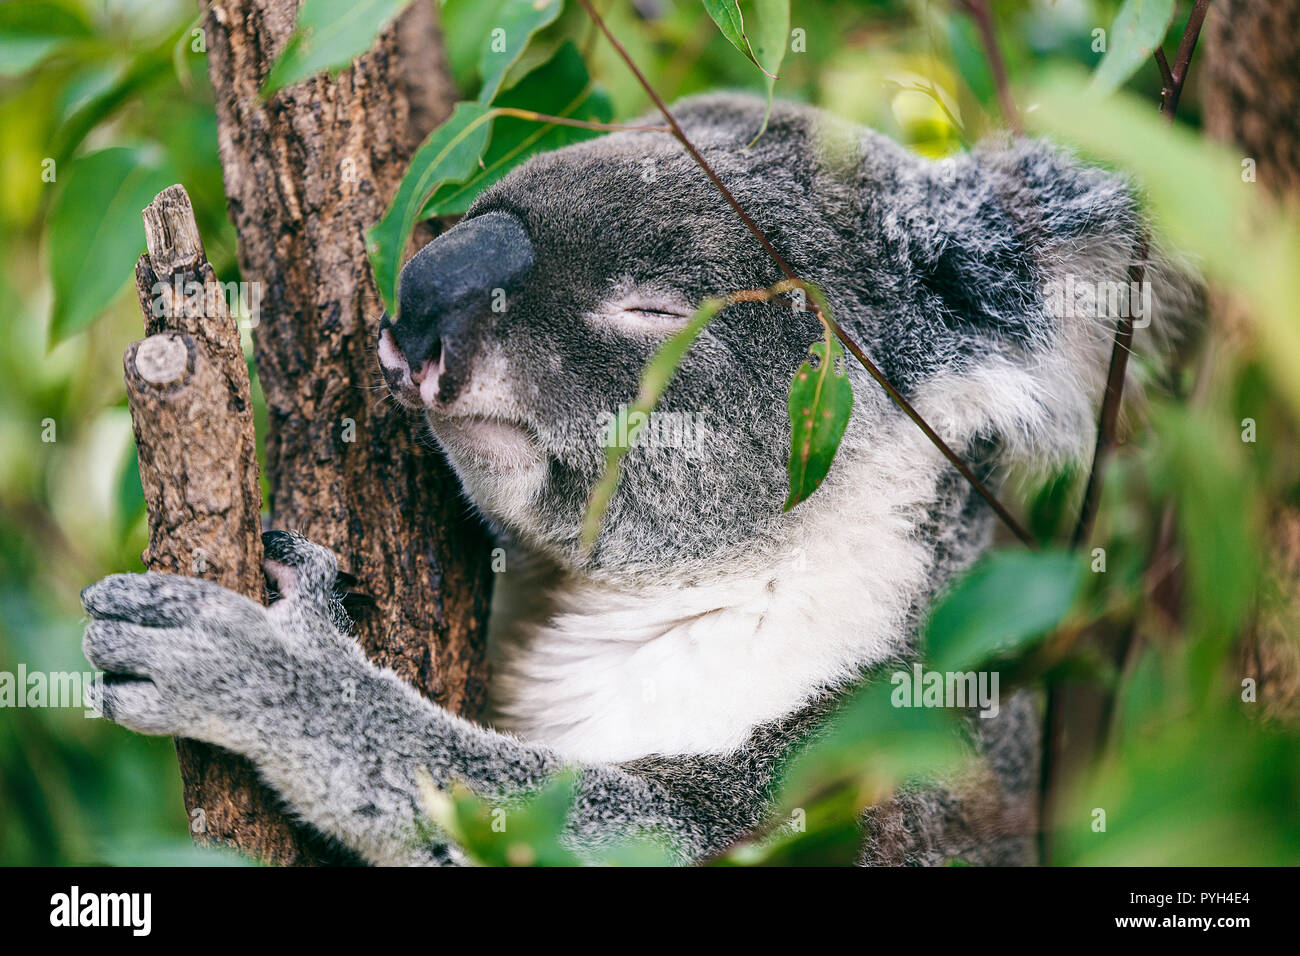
[482,576,896,764]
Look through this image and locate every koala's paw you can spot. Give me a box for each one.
[81,533,363,744]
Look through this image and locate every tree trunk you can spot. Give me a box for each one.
[1200,0,1300,198]
[1201,0,1300,724]
[159,0,494,863]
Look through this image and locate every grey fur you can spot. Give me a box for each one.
[81,95,1200,865]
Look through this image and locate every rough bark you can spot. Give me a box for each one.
[1201,0,1300,197]
[126,184,322,863]
[198,0,495,857]
[1201,0,1300,724]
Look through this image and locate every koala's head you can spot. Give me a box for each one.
[378,95,834,576]
[377,93,1179,578]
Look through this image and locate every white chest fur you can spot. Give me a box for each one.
[484,427,950,763]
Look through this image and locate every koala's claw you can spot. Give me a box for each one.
[262,531,363,640]
[261,530,340,606]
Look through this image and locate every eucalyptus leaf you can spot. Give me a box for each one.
[262,0,412,96]
[443,773,582,867]
[1150,407,1259,660]
[0,0,92,77]
[744,0,789,141]
[701,0,767,74]
[366,101,496,314]
[477,0,563,105]
[783,336,852,511]
[46,147,177,344]
[925,549,1082,673]
[440,0,505,96]
[1089,0,1174,98]
[422,42,611,217]
[778,678,967,811]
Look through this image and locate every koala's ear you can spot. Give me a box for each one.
[893,140,1203,471]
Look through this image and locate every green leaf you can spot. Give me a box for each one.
[434,774,582,867]
[366,102,496,314]
[115,452,146,545]
[261,0,412,96]
[424,771,678,866]
[744,0,789,142]
[48,47,175,168]
[46,147,177,344]
[925,549,1082,673]
[778,678,968,812]
[1089,0,1174,98]
[701,0,770,75]
[1149,407,1259,665]
[582,296,728,549]
[476,0,563,105]
[440,0,505,96]
[1054,686,1300,865]
[0,0,92,77]
[783,335,852,511]
[947,14,994,106]
[717,787,865,866]
[422,42,611,217]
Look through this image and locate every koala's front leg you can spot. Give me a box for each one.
[81,534,717,865]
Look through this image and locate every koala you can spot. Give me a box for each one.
[82,94,1199,866]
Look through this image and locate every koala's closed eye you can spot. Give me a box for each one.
[592,292,694,334]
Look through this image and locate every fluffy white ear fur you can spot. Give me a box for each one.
[953,237,1200,474]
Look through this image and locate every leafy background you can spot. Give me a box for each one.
[1,0,1297,865]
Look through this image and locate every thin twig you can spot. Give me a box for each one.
[1154,46,1174,90]
[1072,2,1211,548]
[957,0,1021,134]
[492,107,670,134]
[1072,239,1149,548]
[1162,0,1211,120]
[575,0,1036,549]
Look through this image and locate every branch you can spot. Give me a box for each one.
[1072,1,1211,547]
[125,184,315,863]
[1163,0,1211,120]
[957,0,1021,134]
[575,0,1036,549]
[1154,46,1175,91]
[492,107,669,134]
[1071,238,1149,548]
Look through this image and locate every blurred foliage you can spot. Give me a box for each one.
[2,0,1298,867]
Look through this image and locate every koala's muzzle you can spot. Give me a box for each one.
[379,211,534,404]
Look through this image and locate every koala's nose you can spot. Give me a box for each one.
[379,211,534,398]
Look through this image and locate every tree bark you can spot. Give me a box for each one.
[1200,0,1300,198]
[1201,0,1300,724]
[204,0,494,698]
[127,0,493,864]
[127,183,321,863]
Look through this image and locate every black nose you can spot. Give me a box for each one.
[380,211,534,389]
